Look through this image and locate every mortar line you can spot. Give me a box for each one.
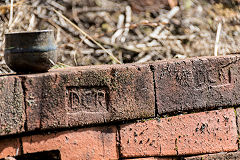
[19,137,24,156]
[118,155,179,159]
[233,107,240,150]
[0,105,236,142]
[0,105,236,141]
[150,64,158,117]
[20,76,28,132]
[116,125,122,160]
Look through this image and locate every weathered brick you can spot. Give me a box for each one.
[124,157,176,160]
[120,108,238,158]
[152,55,240,114]
[0,76,25,135]
[21,64,154,131]
[184,151,240,160]
[22,126,118,160]
[0,137,21,159]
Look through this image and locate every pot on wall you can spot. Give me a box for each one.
[4,30,57,73]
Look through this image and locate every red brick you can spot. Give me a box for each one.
[0,137,21,159]
[0,76,25,136]
[152,55,240,114]
[20,64,154,131]
[22,126,118,160]
[124,157,176,160]
[120,108,238,158]
[184,151,240,160]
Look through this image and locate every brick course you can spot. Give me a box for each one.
[152,55,240,114]
[21,64,155,131]
[1,55,240,136]
[0,76,25,136]
[1,56,240,159]
[120,108,238,158]
[22,126,118,160]
[124,157,177,160]
[184,151,240,160]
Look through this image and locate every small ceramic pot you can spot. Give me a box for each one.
[4,30,57,73]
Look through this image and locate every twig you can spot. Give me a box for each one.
[51,62,71,69]
[53,8,122,64]
[8,0,14,26]
[47,0,66,11]
[38,14,88,46]
[97,39,142,53]
[0,0,24,15]
[80,35,97,48]
[27,13,36,31]
[214,22,222,56]
[72,50,78,66]
[121,5,132,43]
[136,52,155,63]
[73,6,121,13]
[111,14,124,43]
[150,6,179,38]
[37,15,75,43]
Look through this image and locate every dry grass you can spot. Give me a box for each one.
[0,0,239,74]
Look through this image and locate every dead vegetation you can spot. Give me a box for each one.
[0,0,239,73]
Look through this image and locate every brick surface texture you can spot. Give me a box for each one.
[22,126,118,160]
[1,55,240,136]
[124,157,177,160]
[21,64,154,131]
[1,56,240,159]
[120,108,238,158]
[0,76,25,135]
[184,151,240,160]
[0,138,20,159]
[152,56,240,114]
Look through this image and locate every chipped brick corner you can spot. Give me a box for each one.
[1,55,240,159]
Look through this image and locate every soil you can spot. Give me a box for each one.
[0,0,239,74]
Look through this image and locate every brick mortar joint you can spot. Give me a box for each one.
[19,76,28,133]
[0,107,236,141]
[116,125,122,158]
[19,137,24,156]
[149,64,158,117]
[234,108,240,150]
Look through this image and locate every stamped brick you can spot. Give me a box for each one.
[0,76,25,136]
[151,55,240,114]
[120,108,238,158]
[184,151,240,160]
[0,137,21,159]
[20,64,154,131]
[22,126,118,160]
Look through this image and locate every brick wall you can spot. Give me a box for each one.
[1,55,240,160]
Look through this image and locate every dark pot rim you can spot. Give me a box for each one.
[4,30,56,53]
[5,30,54,35]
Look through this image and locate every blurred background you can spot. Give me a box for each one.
[0,0,239,73]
